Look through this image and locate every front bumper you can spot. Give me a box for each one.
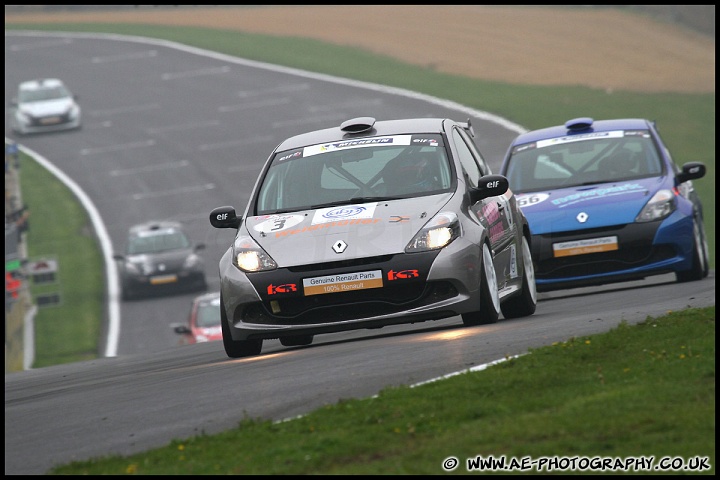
[123,270,206,296]
[220,237,486,340]
[531,213,695,291]
[14,113,81,135]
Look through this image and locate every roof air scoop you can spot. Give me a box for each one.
[565,117,594,131]
[340,116,376,133]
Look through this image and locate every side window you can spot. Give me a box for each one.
[457,128,492,175]
[451,128,484,188]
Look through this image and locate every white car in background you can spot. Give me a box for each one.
[10,78,81,135]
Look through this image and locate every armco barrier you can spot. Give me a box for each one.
[5,142,35,372]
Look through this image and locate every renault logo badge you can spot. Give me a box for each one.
[333,240,347,253]
[576,212,588,223]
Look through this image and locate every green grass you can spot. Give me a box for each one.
[15,151,105,367]
[49,307,715,475]
[5,19,715,474]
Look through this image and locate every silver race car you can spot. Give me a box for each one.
[10,78,81,135]
[210,117,537,357]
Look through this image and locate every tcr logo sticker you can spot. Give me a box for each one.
[387,269,419,280]
[267,283,297,295]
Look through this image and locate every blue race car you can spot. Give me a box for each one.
[500,117,708,292]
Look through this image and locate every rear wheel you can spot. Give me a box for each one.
[220,293,263,358]
[676,219,709,282]
[501,236,537,319]
[462,242,500,326]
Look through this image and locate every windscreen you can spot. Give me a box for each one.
[504,130,664,193]
[255,134,453,215]
[196,298,221,328]
[19,85,71,103]
[127,230,190,254]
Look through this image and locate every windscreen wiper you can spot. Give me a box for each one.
[309,196,403,210]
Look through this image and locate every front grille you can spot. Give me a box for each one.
[31,113,72,127]
[533,222,673,280]
[287,255,394,273]
[237,281,458,326]
[536,245,676,279]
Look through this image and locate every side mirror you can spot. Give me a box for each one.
[210,206,241,229]
[194,243,206,252]
[676,162,706,184]
[468,174,509,204]
[112,254,125,261]
[172,323,191,335]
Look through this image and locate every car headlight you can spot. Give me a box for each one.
[635,189,676,222]
[17,109,31,122]
[125,261,144,275]
[233,234,277,272]
[183,253,203,270]
[405,212,460,252]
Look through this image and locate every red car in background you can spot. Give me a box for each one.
[173,291,222,345]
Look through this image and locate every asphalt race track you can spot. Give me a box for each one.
[4,31,715,475]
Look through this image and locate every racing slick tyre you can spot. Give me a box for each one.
[676,218,709,283]
[280,335,314,347]
[462,242,501,326]
[500,235,538,319]
[220,293,263,358]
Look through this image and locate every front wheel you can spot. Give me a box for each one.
[676,219,709,283]
[121,281,136,301]
[462,242,500,326]
[220,293,263,358]
[501,235,537,319]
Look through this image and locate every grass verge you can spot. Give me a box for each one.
[50,307,715,474]
[16,149,104,367]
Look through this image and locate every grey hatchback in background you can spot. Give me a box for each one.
[114,221,207,300]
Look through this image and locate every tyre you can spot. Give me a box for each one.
[462,242,500,326]
[676,219,709,283]
[280,335,314,347]
[121,282,135,301]
[195,276,208,292]
[220,293,263,358]
[501,235,537,319]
